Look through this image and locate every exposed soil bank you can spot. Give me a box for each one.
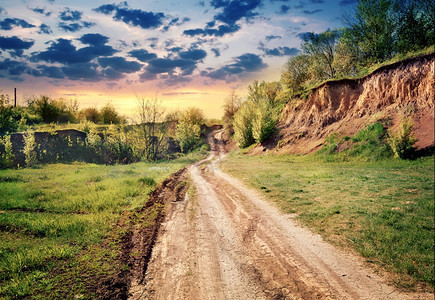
[266,53,434,154]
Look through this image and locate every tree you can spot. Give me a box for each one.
[342,0,397,64]
[222,90,242,135]
[233,101,255,148]
[81,107,101,123]
[32,96,60,123]
[175,120,201,153]
[281,54,311,94]
[301,29,341,79]
[100,103,122,124]
[252,100,276,144]
[182,107,205,126]
[136,96,168,160]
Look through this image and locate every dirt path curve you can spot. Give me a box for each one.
[130,130,432,300]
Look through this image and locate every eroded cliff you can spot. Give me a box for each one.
[272,53,434,154]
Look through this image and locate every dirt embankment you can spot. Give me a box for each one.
[268,53,434,154]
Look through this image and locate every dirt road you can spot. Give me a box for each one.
[129,130,431,299]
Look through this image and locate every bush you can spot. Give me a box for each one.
[175,120,201,153]
[387,118,418,159]
[23,131,38,167]
[233,102,255,148]
[252,101,276,143]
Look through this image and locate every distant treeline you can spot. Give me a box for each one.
[224,0,433,149]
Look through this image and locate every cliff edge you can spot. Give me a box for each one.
[267,53,434,154]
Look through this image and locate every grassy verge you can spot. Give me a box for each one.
[220,152,434,291]
[0,149,207,299]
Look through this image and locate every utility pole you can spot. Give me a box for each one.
[14,88,17,107]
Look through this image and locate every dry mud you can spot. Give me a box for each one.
[129,130,432,300]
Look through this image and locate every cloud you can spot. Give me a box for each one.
[179,49,207,61]
[31,38,117,65]
[262,46,300,56]
[201,53,267,81]
[277,5,290,14]
[58,21,95,32]
[310,0,325,3]
[28,65,64,79]
[339,0,357,5]
[59,8,82,21]
[211,48,221,57]
[0,36,34,57]
[265,35,281,41]
[39,24,52,34]
[0,18,36,30]
[162,91,209,96]
[303,9,322,15]
[145,58,197,75]
[163,17,190,31]
[184,0,261,37]
[296,32,311,40]
[32,7,51,16]
[212,0,261,25]
[129,49,158,62]
[94,3,165,30]
[98,56,142,73]
[79,33,109,46]
[0,58,28,76]
[61,62,101,81]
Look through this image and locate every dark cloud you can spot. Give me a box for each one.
[0,18,36,30]
[277,5,290,14]
[266,35,281,41]
[28,65,64,79]
[201,53,267,81]
[339,0,357,5]
[145,58,197,75]
[211,48,221,57]
[296,32,311,40]
[31,38,117,65]
[262,46,300,56]
[184,0,261,37]
[212,0,261,25]
[0,36,34,57]
[58,21,95,32]
[179,49,207,61]
[32,7,51,16]
[303,9,322,14]
[102,68,124,80]
[39,24,52,34]
[61,62,100,81]
[0,58,27,76]
[98,56,142,73]
[59,8,82,21]
[0,7,5,14]
[163,17,191,31]
[94,3,165,30]
[184,23,240,37]
[79,33,109,46]
[310,0,325,3]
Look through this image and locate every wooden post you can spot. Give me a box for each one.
[14,88,17,107]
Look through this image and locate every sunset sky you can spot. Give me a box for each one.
[0,0,356,119]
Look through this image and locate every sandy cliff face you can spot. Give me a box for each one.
[275,53,434,154]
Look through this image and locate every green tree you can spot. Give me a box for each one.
[281,54,311,94]
[233,101,255,148]
[301,29,341,79]
[100,103,122,124]
[252,100,276,143]
[222,90,242,135]
[342,0,397,64]
[175,120,201,153]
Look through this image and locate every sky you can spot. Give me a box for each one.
[0,0,357,119]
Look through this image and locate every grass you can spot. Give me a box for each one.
[0,148,207,299]
[220,152,434,291]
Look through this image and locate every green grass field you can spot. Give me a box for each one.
[0,150,206,299]
[220,152,434,291]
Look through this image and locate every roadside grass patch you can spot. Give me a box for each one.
[0,149,206,299]
[221,152,434,291]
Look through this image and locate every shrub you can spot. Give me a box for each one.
[23,131,37,167]
[387,118,418,159]
[175,120,201,153]
[252,101,276,143]
[233,102,255,148]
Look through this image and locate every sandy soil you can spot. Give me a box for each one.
[129,130,432,300]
